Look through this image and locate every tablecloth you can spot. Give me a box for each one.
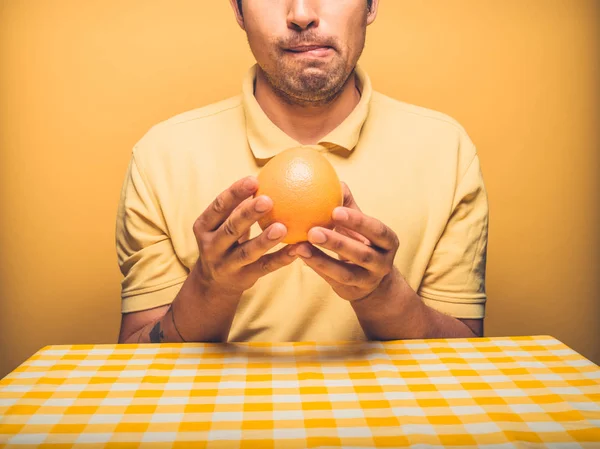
[1,335,599,448]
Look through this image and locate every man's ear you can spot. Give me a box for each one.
[229,0,245,30]
[367,0,379,26]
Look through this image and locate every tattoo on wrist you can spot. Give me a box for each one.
[149,320,164,343]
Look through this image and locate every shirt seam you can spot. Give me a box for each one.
[456,153,479,190]
[419,288,487,304]
[164,100,243,128]
[371,94,470,136]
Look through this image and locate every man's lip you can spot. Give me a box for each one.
[286,45,332,52]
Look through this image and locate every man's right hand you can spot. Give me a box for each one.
[118,176,298,344]
[193,175,298,297]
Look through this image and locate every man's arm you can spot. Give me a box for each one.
[349,269,482,340]
[118,176,298,344]
[118,266,243,344]
[296,182,485,340]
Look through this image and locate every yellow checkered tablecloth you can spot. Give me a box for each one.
[1,336,599,448]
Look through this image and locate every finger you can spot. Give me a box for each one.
[334,224,371,246]
[236,198,253,244]
[336,183,370,246]
[196,176,258,232]
[307,227,385,275]
[307,266,346,290]
[297,243,371,287]
[226,222,289,268]
[238,228,251,245]
[301,254,370,301]
[212,195,274,254]
[341,182,362,211]
[241,243,300,279]
[331,207,399,251]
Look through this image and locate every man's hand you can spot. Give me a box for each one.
[193,176,298,297]
[296,182,399,301]
[296,182,482,340]
[119,175,298,344]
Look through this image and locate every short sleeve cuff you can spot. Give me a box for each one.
[121,277,186,313]
[419,288,486,320]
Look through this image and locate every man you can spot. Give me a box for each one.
[116,0,488,344]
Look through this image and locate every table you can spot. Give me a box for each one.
[1,336,599,448]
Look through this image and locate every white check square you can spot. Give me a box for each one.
[216,395,245,404]
[392,407,425,417]
[550,387,582,395]
[208,430,242,441]
[142,432,178,442]
[9,434,48,444]
[212,412,243,422]
[508,404,544,414]
[158,397,188,405]
[570,402,600,411]
[27,414,62,425]
[527,421,565,432]
[338,427,372,437]
[383,391,414,400]
[273,410,304,420]
[75,433,112,443]
[328,393,359,402]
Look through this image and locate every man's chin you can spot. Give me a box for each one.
[264,63,348,104]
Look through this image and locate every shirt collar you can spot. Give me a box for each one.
[242,64,372,163]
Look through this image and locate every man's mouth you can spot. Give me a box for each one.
[285,45,333,57]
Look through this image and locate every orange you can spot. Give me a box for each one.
[256,146,343,244]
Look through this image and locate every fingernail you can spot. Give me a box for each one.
[297,245,312,258]
[255,196,271,212]
[308,229,327,244]
[333,207,349,221]
[288,247,297,257]
[243,177,258,191]
[267,224,284,240]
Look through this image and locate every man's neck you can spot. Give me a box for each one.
[254,67,361,145]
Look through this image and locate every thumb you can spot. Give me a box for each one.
[336,182,370,246]
[335,225,371,247]
[341,181,362,212]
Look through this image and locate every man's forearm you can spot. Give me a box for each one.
[351,270,479,340]
[122,266,242,344]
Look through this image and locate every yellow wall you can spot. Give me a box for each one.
[1,1,598,376]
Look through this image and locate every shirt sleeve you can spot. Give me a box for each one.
[418,152,489,319]
[115,150,188,313]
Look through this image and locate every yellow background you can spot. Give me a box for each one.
[0,0,598,376]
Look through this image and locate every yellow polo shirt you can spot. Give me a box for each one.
[115,64,489,342]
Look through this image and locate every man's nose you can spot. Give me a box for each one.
[287,0,320,31]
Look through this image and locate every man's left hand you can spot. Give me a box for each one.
[295,183,400,301]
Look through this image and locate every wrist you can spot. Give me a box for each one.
[165,264,243,343]
[350,269,427,340]
[351,269,400,317]
[192,262,244,303]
